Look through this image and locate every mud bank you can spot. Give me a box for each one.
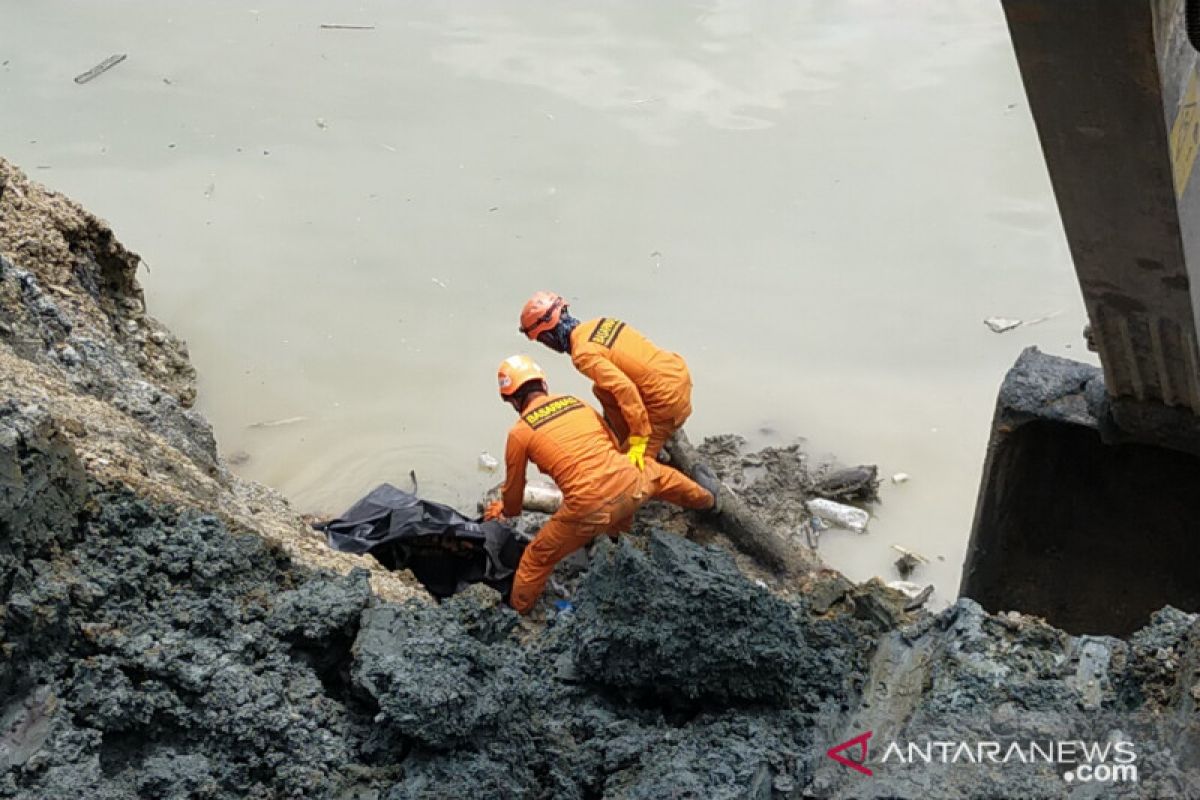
[3,160,1200,798]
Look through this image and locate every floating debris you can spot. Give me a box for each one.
[806,498,869,534]
[248,416,307,429]
[74,53,127,85]
[320,23,375,30]
[984,317,1023,334]
[984,310,1062,334]
[431,277,448,289]
[478,452,499,472]
[891,472,910,484]
[891,544,930,579]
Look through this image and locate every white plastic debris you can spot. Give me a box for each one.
[891,472,910,484]
[984,317,1023,333]
[477,451,499,472]
[887,581,932,601]
[523,482,562,513]
[805,498,869,533]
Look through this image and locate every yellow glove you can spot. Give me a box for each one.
[626,436,649,471]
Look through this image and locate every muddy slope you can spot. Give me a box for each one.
[3,160,1199,798]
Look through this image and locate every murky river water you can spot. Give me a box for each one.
[1,0,1096,605]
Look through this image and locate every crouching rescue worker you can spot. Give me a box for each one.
[484,355,719,614]
[519,291,693,469]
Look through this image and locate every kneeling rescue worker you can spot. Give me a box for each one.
[519,291,693,469]
[485,355,719,614]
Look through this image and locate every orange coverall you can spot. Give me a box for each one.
[501,393,713,614]
[569,317,693,458]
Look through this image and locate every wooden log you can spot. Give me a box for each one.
[664,429,820,577]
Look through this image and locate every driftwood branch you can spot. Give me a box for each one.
[665,429,819,578]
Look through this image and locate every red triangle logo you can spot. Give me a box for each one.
[826,731,873,776]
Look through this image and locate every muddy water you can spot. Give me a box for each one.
[0,0,1094,605]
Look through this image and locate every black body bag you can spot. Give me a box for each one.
[321,483,527,600]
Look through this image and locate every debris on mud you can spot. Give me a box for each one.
[807,497,870,534]
[813,464,880,503]
[693,434,877,540]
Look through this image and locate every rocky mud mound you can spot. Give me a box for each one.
[7,400,1199,798]
[2,401,864,797]
[4,159,1200,798]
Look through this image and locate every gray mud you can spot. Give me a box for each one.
[1,403,858,797]
[3,161,1200,798]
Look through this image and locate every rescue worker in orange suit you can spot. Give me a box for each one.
[519,291,693,470]
[483,355,720,614]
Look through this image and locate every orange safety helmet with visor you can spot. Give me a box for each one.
[519,291,567,340]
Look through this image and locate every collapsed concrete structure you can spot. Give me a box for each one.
[3,159,1200,797]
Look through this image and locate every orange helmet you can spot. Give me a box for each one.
[519,291,567,340]
[497,354,546,397]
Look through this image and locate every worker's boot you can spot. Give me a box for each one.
[691,464,723,514]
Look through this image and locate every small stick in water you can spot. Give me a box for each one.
[74,54,127,85]
[409,470,419,494]
[248,416,308,429]
[320,23,375,30]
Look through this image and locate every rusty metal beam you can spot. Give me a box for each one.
[1003,0,1200,416]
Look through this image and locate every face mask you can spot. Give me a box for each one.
[537,328,568,353]
[537,313,579,353]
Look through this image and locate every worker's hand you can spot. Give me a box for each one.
[483,500,505,521]
[626,435,649,471]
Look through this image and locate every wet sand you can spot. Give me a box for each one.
[0,0,1096,604]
